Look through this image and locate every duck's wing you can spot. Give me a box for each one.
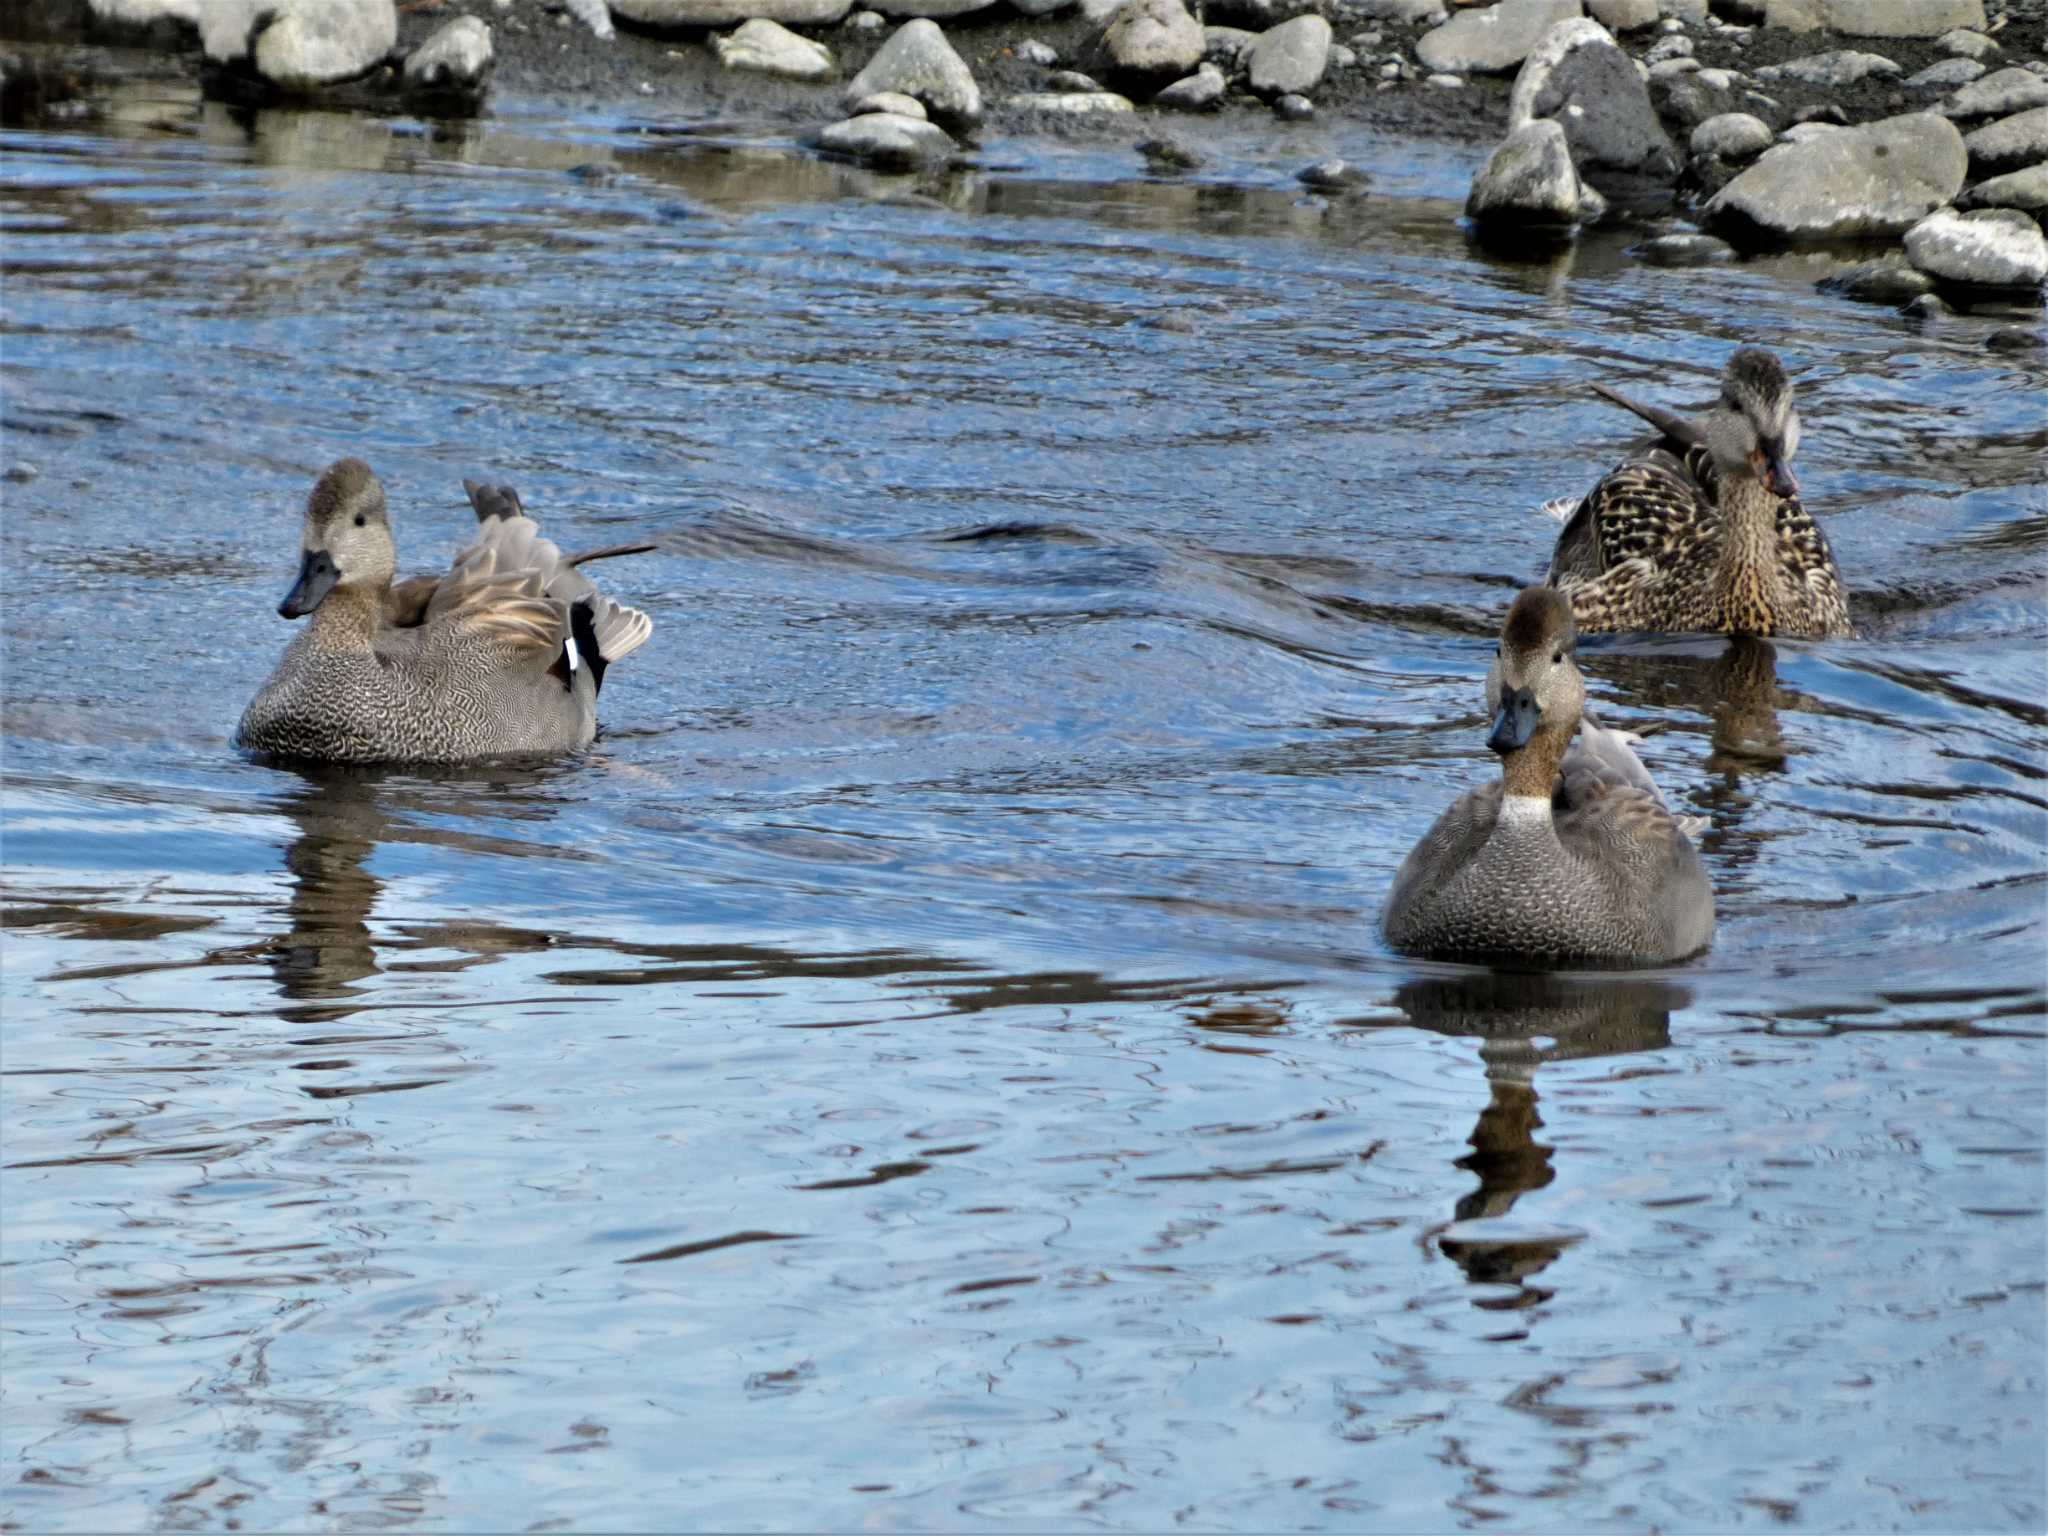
[1558,714,1665,808]
[1385,778,1503,933]
[1550,447,1715,585]
[1774,500,1854,638]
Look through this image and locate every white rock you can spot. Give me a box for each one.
[1416,0,1582,77]
[1756,50,1899,87]
[1154,62,1226,108]
[851,90,925,116]
[842,18,980,124]
[1936,29,1997,61]
[1643,32,1691,62]
[1017,38,1058,65]
[1350,0,1444,19]
[615,0,851,24]
[1942,67,2048,119]
[1780,121,1843,144]
[1904,206,2047,288]
[814,111,956,166]
[1104,0,1207,81]
[1587,0,1656,30]
[1761,0,1820,28]
[1691,111,1772,160]
[198,0,397,88]
[1006,90,1135,110]
[714,18,833,78]
[1965,107,2048,176]
[1959,163,2048,215]
[1705,111,1968,241]
[866,0,1000,19]
[1467,117,1587,227]
[1247,14,1332,97]
[1649,55,1698,78]
[1904,58,1985,89]
[1427,71,1463,86]
[88,0,203,28]
[1814,0,1985,37]
[1694,66,1737,89]
[403,14,492,97]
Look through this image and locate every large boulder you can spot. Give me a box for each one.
[1466,118,1593,229]
[1816,0,1984,36]
[613,0,851,26]
[1704,112,1968,244]
[842,18,980,126]
[1941,67,2048,120]
[1904,207,2048,289]
[1417,0,1581,77]
[1507,17,1676,180]
[200,0,396,89]
[1965,108,2048,177]
[1246,15,1331,98]
[1101,0,1206,85]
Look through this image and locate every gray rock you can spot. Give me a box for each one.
[1691,111,1773,161]
[615,0,850,24]
[867,0,999,18]
[1705,112,1967,242]
[1959,163,2048,215]
[1104,0,1206,83]
[198,0,396,88]
[1017,38,1059,65]
[1762,0,1820,27]
[1986,325,2043,352]
[403,15,492,108]
[1330,43,1357,67]
[1631,231,1734,264]
[1657,0,1706,18]
[1009,89,1135,110]
[1011,0,1073,13]
[1298,157,1369,190]
[1416,0,1581,77]
[1350,0,1444,19]
[1508,17,1676,179]
[1048,68,1100,89]
[1965,108,2048,177]
[1587,0,1656,30]
[1694,65,1738,90]
[851,90,925,116]
[1904,58,1985,89]
[1819,258,1936,302]
[1204,0,1316,27]
[1652,73,1736,129]
[1427,72,1464,87]
[1649,56,1699,79]
[842,18,980,125]
[1779,122,1843,144]
[846,8,886,26]
[1902,291,1952,318]
[1466,117,1588,228]
[1904,206,2048,288]
[1154,62,1226,108]
[1203,25,1256,65]
[1643,32,1691,62]
[813,111,956,166]
[1942,68,2048,120]
[1139,135,1203,168]
[1247,14,1331,97]
[1272,91,1313,118]
[714,18,833,79]
[1756,50,1900,88]
[1811,0,1985,37]
[1936,28,1997,60]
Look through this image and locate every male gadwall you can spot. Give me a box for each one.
[1544,347,1852,639]
[1382,588,1715,966]
[237,459,653,764]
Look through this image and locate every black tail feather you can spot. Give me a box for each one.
[570,597,608,695]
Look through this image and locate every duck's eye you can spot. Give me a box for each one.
[1494,645,1501,657]
[1551,650,1563,665]
[354,514,366,527]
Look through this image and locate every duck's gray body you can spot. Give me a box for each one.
[1382,727,1714,966]
[237,463,652,765]
[1382,588,1715,968]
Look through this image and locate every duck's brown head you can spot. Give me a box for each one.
[279,458,395,619]
[1484,587,1585,773]
[1705,346,1801,499]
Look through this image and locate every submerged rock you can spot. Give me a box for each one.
[1904,207,2048,290]
[1297,157,1368,191]
[1631,231,1734,265]
[402,15,492,112]
[1704,112,1967,244]
[1985,325,2043,352]
[1965,108,2048,177]
[715,18,834,80]
[1467,118,1591,231]
[1818,258,1936,303]
[1246,15,1331,98]
[1153,62,1225,109]
[1103,0,1206,85]
[1417,0,1580,76]
[842,18,980,125]
[813,111,956,166]
[1508,17,1676,180]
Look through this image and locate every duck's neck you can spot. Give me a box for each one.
[307,586,382,651]
[1713,472,1779,623]
[1498,722,1572,815]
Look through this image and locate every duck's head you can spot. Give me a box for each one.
[279,458,395,619]
[1704,346,1800,499]
[1485,587,1585,759]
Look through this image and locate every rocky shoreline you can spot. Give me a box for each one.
[5,0,2044,327]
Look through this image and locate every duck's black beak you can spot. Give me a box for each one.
[1488,686,1539,754]
[279,549,340,619]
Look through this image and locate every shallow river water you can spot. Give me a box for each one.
[2,82,2044,1532]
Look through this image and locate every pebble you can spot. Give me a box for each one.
[1757,50,1900,88]
[1659,16,1684,31]
[1902,292,1951,319]
[1138,135,1203,169]
[1644,33,1693,63]
[850,90,925,118]
[1017,39,1058,65]
[1905,58,1986,89]
[5,463,38,484]
[1427,72,1463,88]
[1330,44,1356,68]
[1273,92,1314,119]
[1694,66,1738,90]
[814,111,956,167]
[1649,56,1699,79]
[846,8,884,27]
[1008,90,1135,112]
[1379,61,1402,80]
[1937,28,1998,61]
[1631,231,1735,265]
[1048,69,1100,90]
[1297,157,1369,190]
[1155,63,1226,109]
[1691,111,1773,160]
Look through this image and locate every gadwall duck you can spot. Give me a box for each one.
[1544,347,1852,639]
[1383,588,1715,967]
[237,459,654,764]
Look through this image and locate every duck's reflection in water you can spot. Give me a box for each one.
[1390,970,1686,1300]
[1592,635,1789,779]
[269,769,391,1010]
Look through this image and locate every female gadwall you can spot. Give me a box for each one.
[1545,346,1852,639]
[1383,588,1715,967]
[237,459,653,764]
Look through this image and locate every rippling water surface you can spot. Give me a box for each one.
[3,84,2044,1532]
